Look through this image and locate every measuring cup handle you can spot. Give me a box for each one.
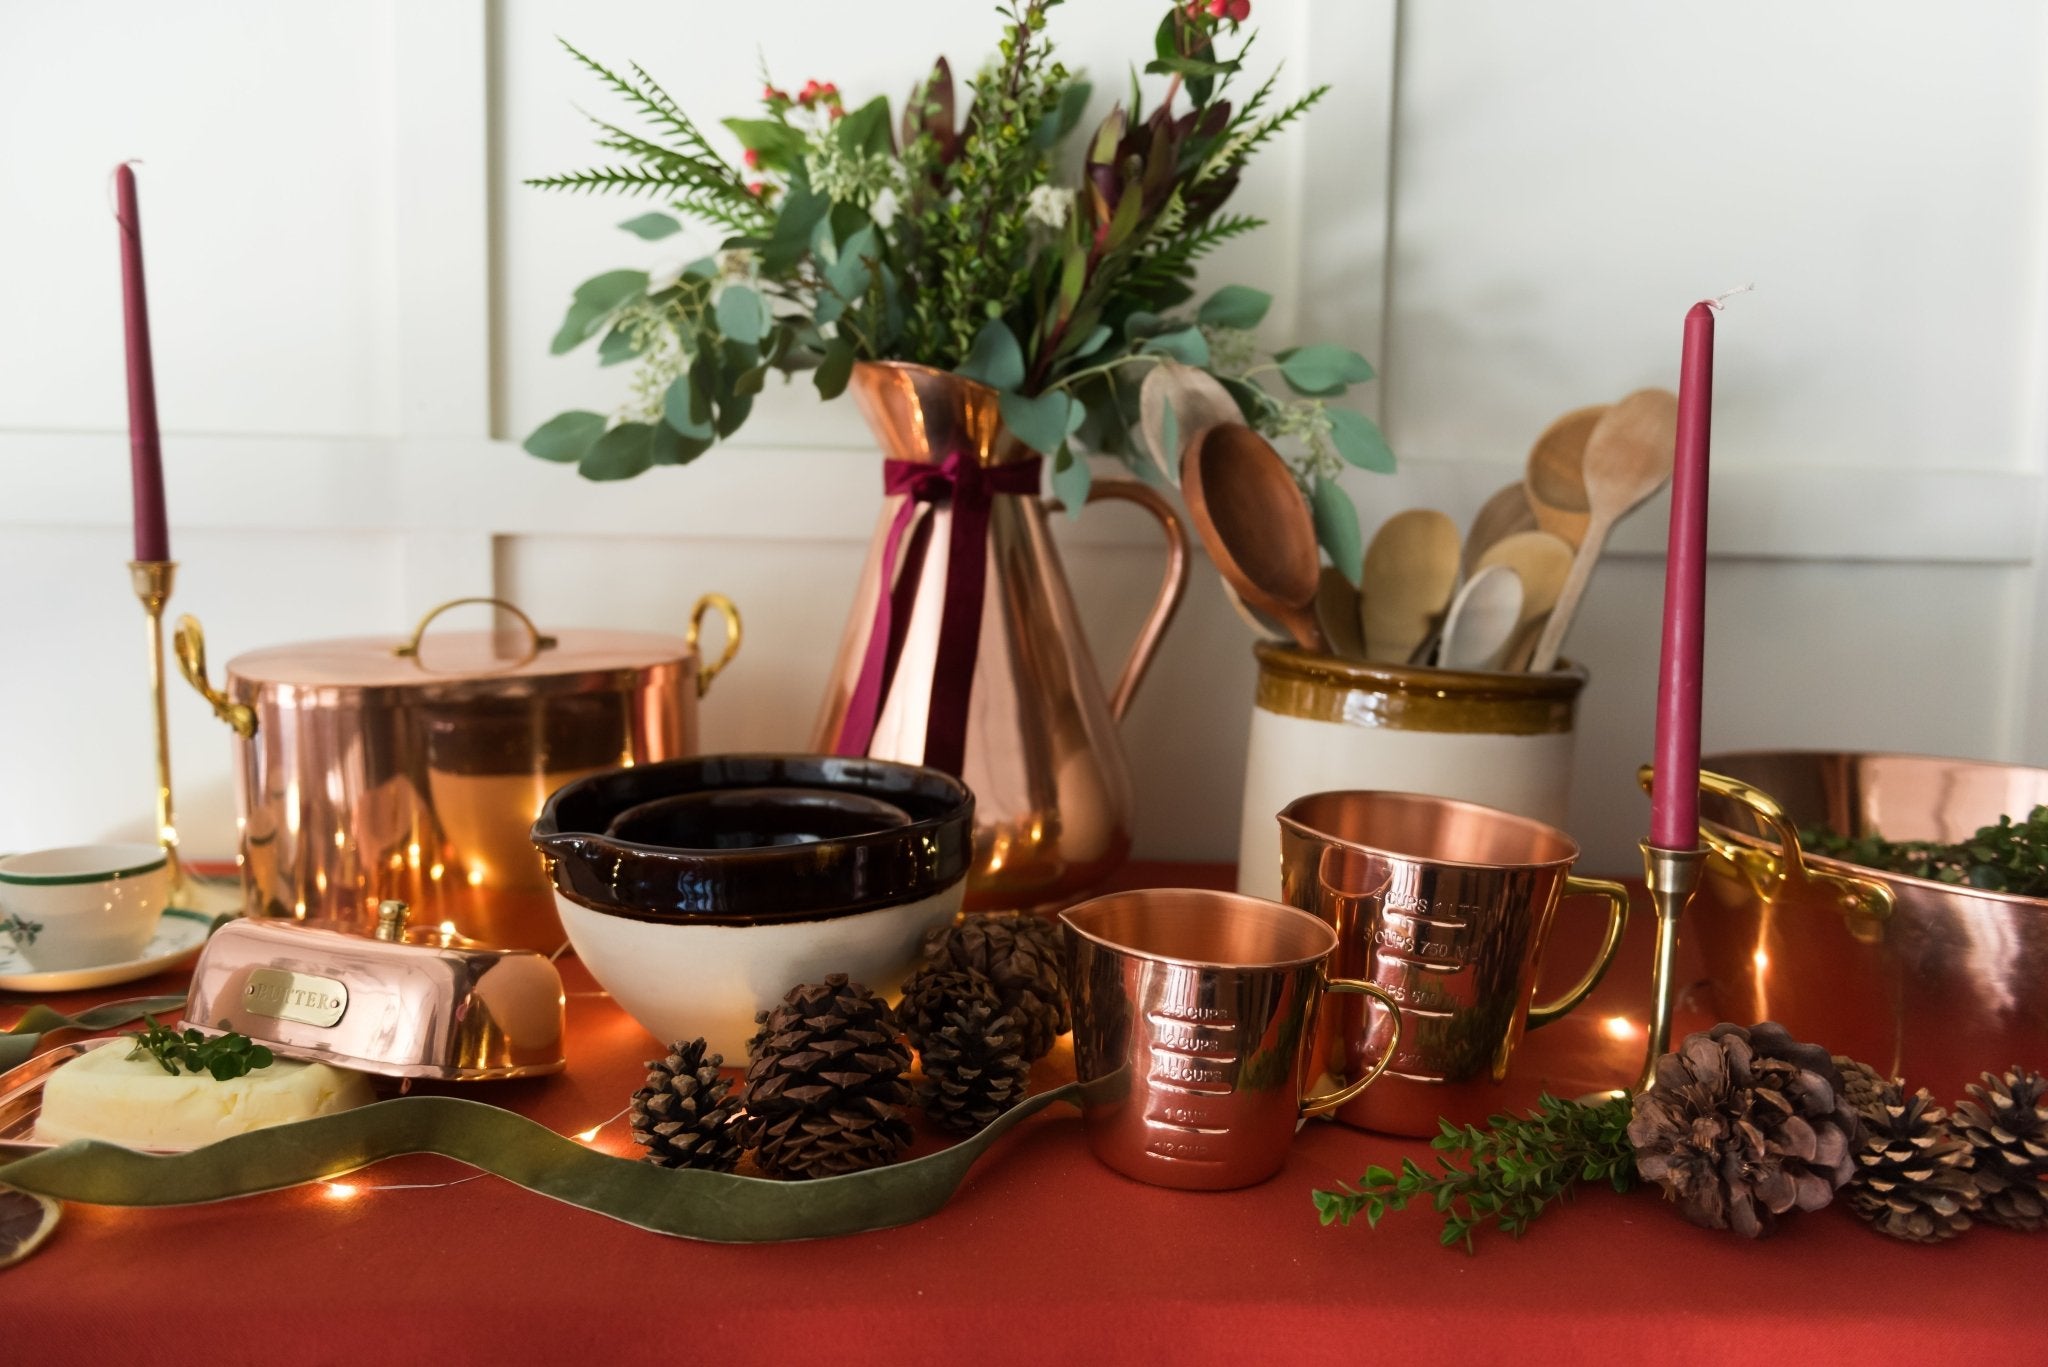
[1300,979,1404,1117]
[1527,876,1630,1028]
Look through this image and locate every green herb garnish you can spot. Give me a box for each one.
[1801,803,2048,899]
[1313,1094,1636,1253]
[125,1016,274,1082]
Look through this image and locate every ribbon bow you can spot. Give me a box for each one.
[834,450,1042,776]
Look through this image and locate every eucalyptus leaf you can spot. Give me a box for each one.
[714,389,753,438]
[1071,323,1113,360]
[957,319,1026,392]
[1197,285,1272,330]
[618,212,682,240]
[549,269,651,355]
[523,411,608,465]
[1051,445,1092,515]
[650,421,710,467]
[1140,326,1210,368]
[815,338,857,400]
[762,180,830,274]
[1328,407,1397,473]
[581,422,656,481]
[721,116,808,165]
[1278,344,1375,396]
[715,285,768,345]
[662,378,714,440]
[835,95,895,157]
[1000,390,1073,456]
[596,323,641,367]
[1310,474,1364,584]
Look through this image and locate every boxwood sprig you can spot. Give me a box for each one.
[125,1015,275,1082]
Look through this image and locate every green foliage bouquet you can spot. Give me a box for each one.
[526,0,1392,567]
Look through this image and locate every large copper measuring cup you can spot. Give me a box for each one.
[1279,791,1629,1136]
[1061,889,1403,1190]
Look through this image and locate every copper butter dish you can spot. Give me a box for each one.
[174,595,740,952]
[1679,750,2048,1098]
[180,900,566,1080]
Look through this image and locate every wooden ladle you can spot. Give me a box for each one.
[1358,508,1461,664]
[1525,389,1679,672]
[1522,405,1609,548]
[1461,481,1540,580]
[1182,424,1327,653]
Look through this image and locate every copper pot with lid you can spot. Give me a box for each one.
[175,595,741,952]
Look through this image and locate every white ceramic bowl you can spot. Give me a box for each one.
[533,755,978,1058]
[0,843,171,971]
[554,880,967,1060]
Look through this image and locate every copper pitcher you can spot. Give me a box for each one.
[814,362,1190,910]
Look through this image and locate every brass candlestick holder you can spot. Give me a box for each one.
[1635,840,1705,1092]
[129,559,185,892]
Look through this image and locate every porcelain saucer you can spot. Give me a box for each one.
[0,908,213,993]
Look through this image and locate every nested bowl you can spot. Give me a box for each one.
[532,755,974,1058]
[1691,749,2048,1096]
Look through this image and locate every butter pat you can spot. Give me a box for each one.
[35,1039,375,1151]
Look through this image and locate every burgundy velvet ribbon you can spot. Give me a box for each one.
[835,451,1042,777]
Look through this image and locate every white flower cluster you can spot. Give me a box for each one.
[1025,183,1073,232]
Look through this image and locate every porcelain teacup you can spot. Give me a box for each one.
[0,843,172,971]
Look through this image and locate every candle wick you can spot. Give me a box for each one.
[1705,283,1754,310]
[108,159,145,224]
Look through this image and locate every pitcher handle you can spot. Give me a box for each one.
[1527,876,1630,1028]
[1079,479,1190,721]
[1300,979,1404,1117]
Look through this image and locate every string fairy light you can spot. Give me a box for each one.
[313,1106,631,1201]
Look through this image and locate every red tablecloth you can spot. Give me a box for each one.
[5,864,2044,1366]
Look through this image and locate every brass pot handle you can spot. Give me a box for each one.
[687,593,742,698]
[1527,876,1631,1028]
[1072,479,1191,722]
[396,597,557,665]
[1635,764,1893,938]
[1300,979,1405,1117]
[172,615,257,738]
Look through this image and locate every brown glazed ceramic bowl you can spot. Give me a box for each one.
[1690,750,2048,1097]
[532,755,974,1056]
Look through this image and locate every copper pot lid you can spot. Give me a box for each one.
[219,597,736,698]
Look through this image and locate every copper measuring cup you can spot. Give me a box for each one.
[1060,889,1404,1191]
[1278,790,1629,1136]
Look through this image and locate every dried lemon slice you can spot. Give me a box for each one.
[0,1185,60,1268]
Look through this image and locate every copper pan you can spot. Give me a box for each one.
[1660,751,2048,1097]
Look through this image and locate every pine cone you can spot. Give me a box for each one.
[897,965,993,1050]
[1628,1021,1862,1238]
[921,912,1070,1060]
[1952,1067,2048,1231]
[628,1039,744,1172]
[1846,1080,1979,1243]
[910,973,1030,1134]
[1833,1054,1893,1120]
[742,974,913,1181]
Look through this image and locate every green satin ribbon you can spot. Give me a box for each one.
[0,996,187,1072]
[0,1082,1083,1243]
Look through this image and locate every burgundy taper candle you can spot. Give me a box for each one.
[116,162,170,563]
[1648,301,1716,849]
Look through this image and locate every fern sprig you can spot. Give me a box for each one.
[1313,1094,1636,1253]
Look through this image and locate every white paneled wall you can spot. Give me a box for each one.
[3,0,2044,876]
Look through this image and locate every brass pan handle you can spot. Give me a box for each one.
[396,597,558,667]
[1636,764,1893,939]
[173,615,257,738]
[687,593,742,698]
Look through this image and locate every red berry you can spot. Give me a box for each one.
[747,180,766,196]
[1227,0,1250,18]
[743,147,761,168]
[1207,0,1228,16]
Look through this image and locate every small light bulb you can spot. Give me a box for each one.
[574,1127,601,1143]
[323,1182,359,1200]
[1602,1015,1636,1040]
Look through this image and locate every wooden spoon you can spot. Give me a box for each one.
[1313,567,1368,661]
[1438,563,1525,671]
[1357,509,1461,665]
[1525,389,1679,672]
[1461,482,1540,580]
[1522,405,1608,547]
[1221,580,1289,641]
[1475,530,1575,670]
[1182,424,1327,653]
[1142,360,1242,482]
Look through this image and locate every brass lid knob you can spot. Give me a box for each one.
[375,900,410,942]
